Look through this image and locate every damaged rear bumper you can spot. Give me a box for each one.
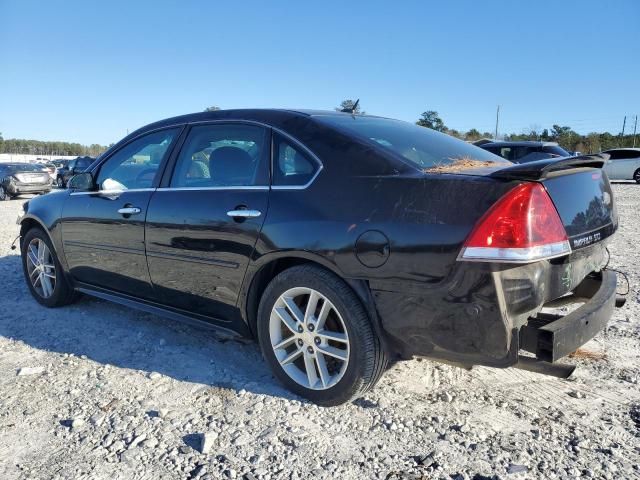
[371,254,619,371]
[519,270,616,363]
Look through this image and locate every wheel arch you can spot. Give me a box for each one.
[241,252,396,356]
[19,215,51,244]
[19,215,68,270]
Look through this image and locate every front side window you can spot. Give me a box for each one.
[96,128,179,191]
[272,133,319,186]
[170,124,268,188]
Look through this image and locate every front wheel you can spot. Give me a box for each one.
[634,169,640,184]
[21,228,77,307]
[56,176,65,188]
[257,265,387,406]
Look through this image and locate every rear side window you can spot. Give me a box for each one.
[542,145,570,157]
[316,115,507,170]
[170,124,269,188]
[75,157,93,170]
[606,150,640,160]
[272,133,320,186]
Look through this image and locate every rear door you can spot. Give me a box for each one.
[60,127,182,297]
[603,151,622,179]
[144,122,270,323]
[614,150,640,179]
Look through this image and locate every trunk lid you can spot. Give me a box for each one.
[541,169,616,250]
[442,154,618,251]
[489,154,617,250]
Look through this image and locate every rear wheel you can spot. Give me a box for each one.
[634,169,640,184]
[57,176,65,188]
[21,228,77,307]
[257,265,387,406]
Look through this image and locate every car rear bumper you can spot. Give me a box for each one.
[371,251,618,368]
[7,184,51,195]
[519,270,616,363]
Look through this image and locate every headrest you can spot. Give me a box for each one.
[210,146,254,183]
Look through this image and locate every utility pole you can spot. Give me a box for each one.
[620,116,626,147]
[633,115,638,148]
[494,105,500,140]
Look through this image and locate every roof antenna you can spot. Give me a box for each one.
[341,98,360,114]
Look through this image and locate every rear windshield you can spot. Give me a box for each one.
[0,163,46,173]
[315,115,508,170]
[542,145,571,157]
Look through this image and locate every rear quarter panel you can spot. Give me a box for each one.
[251,172,522,363]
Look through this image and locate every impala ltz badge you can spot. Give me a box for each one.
[573,232,601,248]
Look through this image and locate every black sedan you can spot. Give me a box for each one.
[55,156,94,188]
[17,109,620,405]
[0,163,52,200]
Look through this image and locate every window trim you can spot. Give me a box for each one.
[160,120,272,190]
[270,129,323,190]
[88,124,186,190]
[158,119,323,191]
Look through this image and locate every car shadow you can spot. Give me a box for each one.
[0,252,297,402]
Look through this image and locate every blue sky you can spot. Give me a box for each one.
[1,0,638,145]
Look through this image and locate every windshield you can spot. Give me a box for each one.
[315,115,508,170]
[0,163,47,173]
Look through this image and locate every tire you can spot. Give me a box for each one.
[0,186,11,201]
[634,169,640,184]
[257,265,387,406]
[21,227,77,308]
[57,176,65,188]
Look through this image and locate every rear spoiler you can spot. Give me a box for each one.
[490,153,609,181]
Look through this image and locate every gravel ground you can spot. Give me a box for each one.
[0,184,639,480]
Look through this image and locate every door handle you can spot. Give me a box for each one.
[226,209,261,218]
[118,207,141,215]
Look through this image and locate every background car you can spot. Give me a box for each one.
[0,163,51,200]
[40,162,57,177]
[475,140,571,163]
[55,156,94,188]
[18,109,619,405]
[601,148,640,182]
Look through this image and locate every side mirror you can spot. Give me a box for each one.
[68,172,95,191]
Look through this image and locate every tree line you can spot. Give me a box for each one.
[414,109,637,153]
[338,100,636,154]
[0,133,109,158]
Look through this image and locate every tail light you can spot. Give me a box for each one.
[458,182,571,263]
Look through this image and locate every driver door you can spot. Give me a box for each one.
[60,127,183,297]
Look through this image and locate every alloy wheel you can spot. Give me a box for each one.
[0,187,7,200]
[25,238,56,298]
[269,287,350,390]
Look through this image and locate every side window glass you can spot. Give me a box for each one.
[171,124,268,188]
[97,128,179,191]
[498,147,513,160]
[272,133,319,186]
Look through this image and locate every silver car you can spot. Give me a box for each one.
[602,148,640,182]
